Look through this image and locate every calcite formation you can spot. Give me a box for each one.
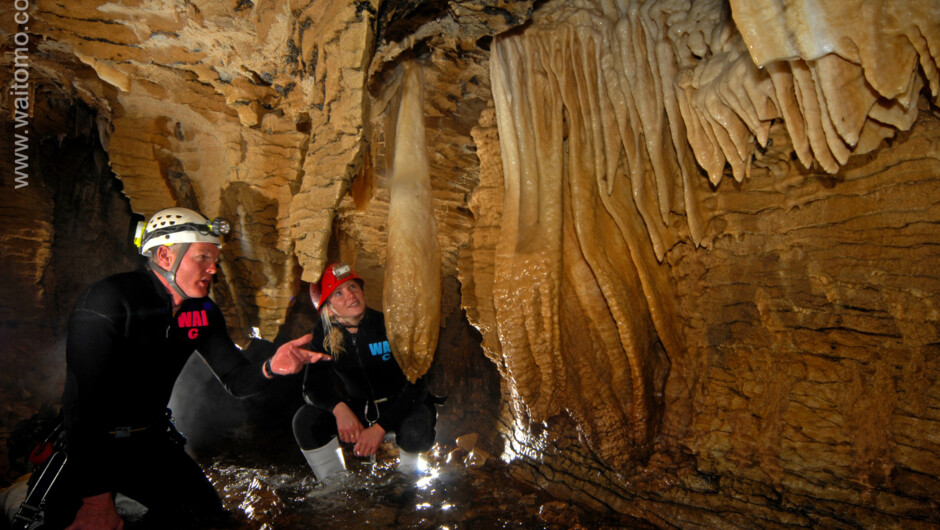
[489,23,675,464]
[382,62,441,381]
[2,0,939,527]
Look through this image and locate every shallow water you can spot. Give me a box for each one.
[197,439,655,529]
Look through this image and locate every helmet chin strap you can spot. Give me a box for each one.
[149,242,193,301]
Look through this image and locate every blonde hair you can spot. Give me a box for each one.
[321,305,346,357]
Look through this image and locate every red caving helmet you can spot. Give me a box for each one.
[309,263,363,312]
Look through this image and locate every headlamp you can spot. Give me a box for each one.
[207,217,231,237]
[332,263,351,280]
[133,220,146,249]
[140,216,232,249]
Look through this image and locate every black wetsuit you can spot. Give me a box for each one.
[292,307,436,453]
[45,266,271,528]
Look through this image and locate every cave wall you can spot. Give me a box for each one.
[1,0,939,527]
[494,108,940,527]
[0,97,141,478]
[470,1,940,526]
[669,113,940,526]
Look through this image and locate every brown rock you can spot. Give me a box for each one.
[2,1,939,528]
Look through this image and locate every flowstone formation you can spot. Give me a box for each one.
[2,0,939,527]
[472,1,940,526]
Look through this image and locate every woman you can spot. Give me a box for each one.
[292,263,437,480]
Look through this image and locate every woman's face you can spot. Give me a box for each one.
[328,280,366,324]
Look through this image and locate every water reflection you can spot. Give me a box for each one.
[197,439,654,529]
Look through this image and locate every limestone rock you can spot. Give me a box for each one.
[1,0,939,528]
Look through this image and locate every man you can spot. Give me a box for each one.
[45,207,326,529]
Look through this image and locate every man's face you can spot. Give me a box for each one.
[328,280,366,324]
[168,242,220,299]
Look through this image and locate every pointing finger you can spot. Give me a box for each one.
[290,333,313,346]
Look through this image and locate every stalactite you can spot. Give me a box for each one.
[490,34,565,420]
[484,0,940,468]
[383,62,441,382]
[489,11,680,463]
[677,0,940,183]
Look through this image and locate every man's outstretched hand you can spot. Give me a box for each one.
[268,333,330,376]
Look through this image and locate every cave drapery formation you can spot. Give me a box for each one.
[2,0,939,527]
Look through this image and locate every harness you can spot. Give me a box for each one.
[363,396,388,426]
[106,408,186,447]
[336,318,390,427]
[11,409,184,530]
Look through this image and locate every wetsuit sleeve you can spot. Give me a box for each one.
[64,282,128,498]
[197,304,270,397]
[376,377,426,433]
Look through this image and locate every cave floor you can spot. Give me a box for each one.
[179,434,657,530]
[3,409,656,528]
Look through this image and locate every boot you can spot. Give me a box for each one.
[397,449,427,475]
[301,437,347,481]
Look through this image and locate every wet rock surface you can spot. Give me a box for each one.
[193,434,655,530]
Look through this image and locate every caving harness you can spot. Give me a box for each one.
[10,420,66,530]
[10,409,186,530]
[363,397,387,427]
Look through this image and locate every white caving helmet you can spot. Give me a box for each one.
[138,207,230,255]
[136,207,231,300]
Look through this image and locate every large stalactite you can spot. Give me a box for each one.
[488,23,675,464]
[383,62,442,381]
[2,0,939,527]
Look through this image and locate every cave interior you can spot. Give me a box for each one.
[1,0,940,528]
